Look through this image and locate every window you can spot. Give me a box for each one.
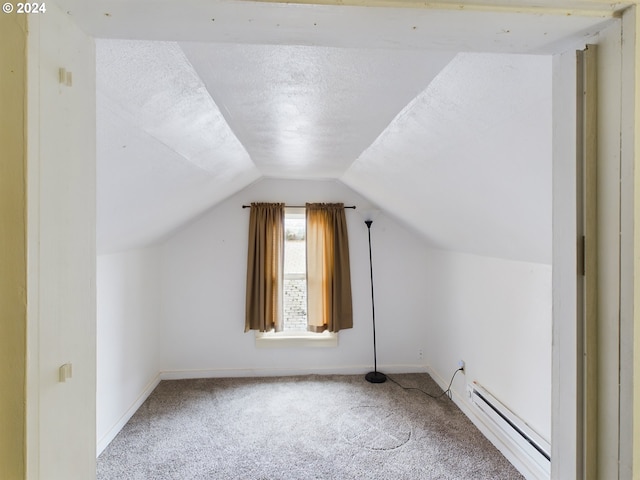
[256,207,337,347]
[245,202,352,347]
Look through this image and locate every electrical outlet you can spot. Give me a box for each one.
[458,360,465,373]
[418,349,424,360]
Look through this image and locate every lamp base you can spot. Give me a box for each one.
[365,371,387,384]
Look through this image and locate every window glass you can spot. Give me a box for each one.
[284,211,307,332]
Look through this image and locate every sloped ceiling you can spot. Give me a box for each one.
[97,40,260,252]
[82,0,616,262]
[342,53,552,263]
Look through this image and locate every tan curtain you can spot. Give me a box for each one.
[306,203,353,333]
[245,203,285,332]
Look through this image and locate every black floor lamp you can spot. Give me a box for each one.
[364,217,386,384]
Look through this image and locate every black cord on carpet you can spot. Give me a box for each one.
[388,368,463,400]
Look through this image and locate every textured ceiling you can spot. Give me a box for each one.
[89,1,615,261]
[180,43,456,178]
[342,53,552,263]
[96,40,260,252]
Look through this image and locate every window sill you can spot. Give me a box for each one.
[255,331,338,348]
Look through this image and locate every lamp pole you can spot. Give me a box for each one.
[365,219,386,383]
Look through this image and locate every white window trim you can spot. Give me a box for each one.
[255,330,338,348]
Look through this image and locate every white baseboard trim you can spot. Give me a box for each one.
[426,366,548,480]
[160,363,428,380]
[96,373,161,457]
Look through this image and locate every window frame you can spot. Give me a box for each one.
[255,206,338,348]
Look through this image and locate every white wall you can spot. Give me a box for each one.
[159,178,431,376]
[96,248,161,454]
[424,250,552,442]
[26,3,97,478]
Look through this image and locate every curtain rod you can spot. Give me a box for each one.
[242,205,356,209]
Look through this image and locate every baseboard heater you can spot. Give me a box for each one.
[469,382,550,478]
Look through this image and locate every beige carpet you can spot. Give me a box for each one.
[97,373,524,479]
